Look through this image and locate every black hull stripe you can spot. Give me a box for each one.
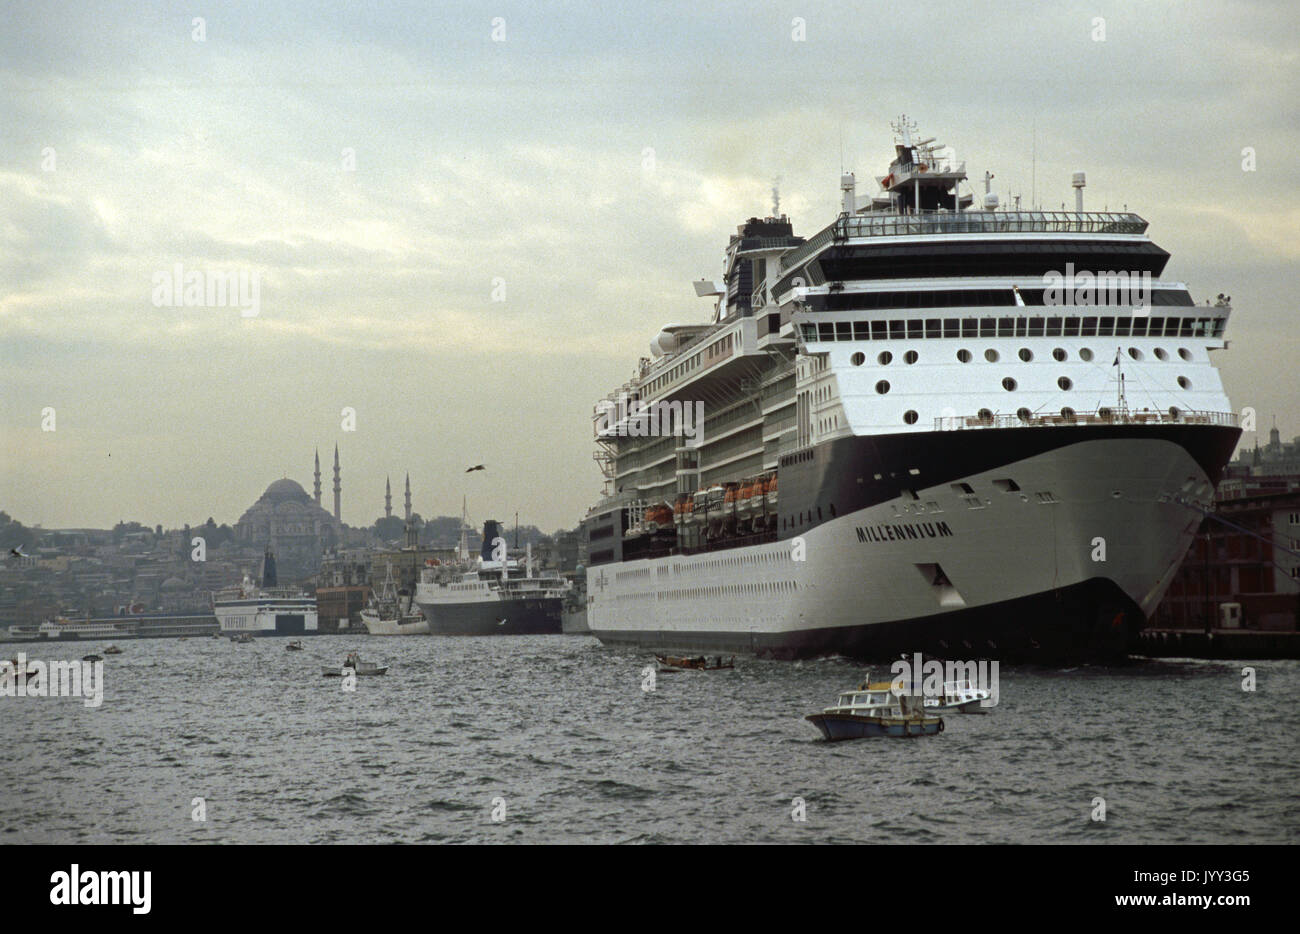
[777,424,1239,542]
[591,577,1140,663]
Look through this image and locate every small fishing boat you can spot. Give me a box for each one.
[231,632,254,644]
[321,651,388,677]
[102,645,122,655]
[925,678,992,714]
[806,678,944,740]
[285,640,304,651]
[82,654,103,663]
[655,654,735,672]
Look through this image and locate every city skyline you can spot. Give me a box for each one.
[3,1,1297,532]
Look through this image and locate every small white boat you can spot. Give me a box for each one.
[925,679,992,714]
[321,651,388,677]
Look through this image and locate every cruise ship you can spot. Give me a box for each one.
[212,550,319,636]
[414,521,571,634]
[579,119,1240,661]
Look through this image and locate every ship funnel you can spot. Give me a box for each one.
[1071,171,1086,212]
[840,173,856,214]
[481,520,501,561]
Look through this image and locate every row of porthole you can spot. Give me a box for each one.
[877,374,1193,394]
[854,346,1195,367]
[892,405,1187,425]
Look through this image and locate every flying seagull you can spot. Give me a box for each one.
[465,464,486,473]
[10,546,27,558]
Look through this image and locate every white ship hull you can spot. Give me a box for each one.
[360,611,429,636]
[587,430,1235,660]
[214,597,318,636]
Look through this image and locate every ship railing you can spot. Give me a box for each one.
[782,213,1150,274]
[932,409,1239,431]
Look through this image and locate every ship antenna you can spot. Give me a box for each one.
[1031,115,1037,210]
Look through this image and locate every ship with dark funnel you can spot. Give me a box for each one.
[414,520,570,635]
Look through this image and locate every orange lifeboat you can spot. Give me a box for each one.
[739,480,755,502]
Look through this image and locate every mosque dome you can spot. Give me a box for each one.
[260,478,312,506]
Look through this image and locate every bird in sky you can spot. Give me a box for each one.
[10,546,27,558]
[465,465,486,473]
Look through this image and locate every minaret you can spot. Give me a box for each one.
[333,444,341,521]
[313,448,322,505]
[385,476,392,518]
[404,473,412,522]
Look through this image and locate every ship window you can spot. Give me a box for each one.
[1028,317,1045,337]
[836,322,851,340]
[1061,407,1076,420]
[1046,317,1063,336]
[985,348,1000,362]
[1016,407,1032,422]
[1079,348,1094,361]
[1115,318,1131,337]
[889,320,906,339]
[1128,347,1144,361]
[875,380,891,394]
[956,349,972,363]
[1018,348,1033,362]
[878,351,893,365]
[1155,347,1168,361]
[1064,317,1080,337]
[907,320,923,338]
[904,350,919,364]
[998,317,1015,336]
[925,319,942,338]
[943,318,959,337]
[1169,406,1181,419]
[818,323,834,340]
[851,351,865,366]
[871,320,887,339]
[854,321,870,340]
[1081,316,1098,336]
[978,408,993,422]
[1148,317,1164,335]
[903,410,919,425]
[961,319,978,337]
[1053,347,1067,362]
[1058,376,1072,390]
[1002,377,1017,391]
[1178,348,1192,361]
[1177,376,1191,389]
[1131,318,1148,337]
[979,317,996,337]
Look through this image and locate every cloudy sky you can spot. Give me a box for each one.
[2,0,1296,533]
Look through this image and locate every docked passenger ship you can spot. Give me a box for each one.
[212,550,319,636]
[414,521,571,635]
[579,119,1240,661]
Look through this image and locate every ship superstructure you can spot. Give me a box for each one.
[580,119,1240,661]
